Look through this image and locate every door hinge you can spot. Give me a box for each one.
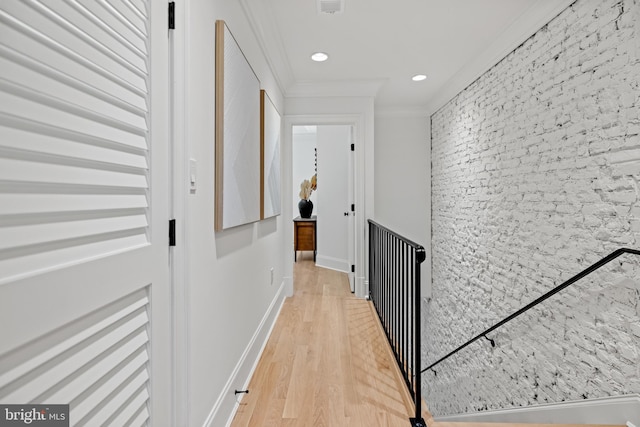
[350,143,354,151]
[169,219,176,246]
[351,264,355,273]
[168,2,175,30]
[351,203,355,212]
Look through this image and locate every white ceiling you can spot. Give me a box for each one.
[242,0,574,113]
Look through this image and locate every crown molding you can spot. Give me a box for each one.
[425,0,576,115]
[374,108,429,119]
[239,0,295,96]
[287,79,386,98]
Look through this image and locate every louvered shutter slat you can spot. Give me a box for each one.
[0,89,147,148]
[1,311,148,403]
[0,127,148,169]
[79,369,149,426]
[0,57,146,129]
[0,194,148,215]
[0,294,148,390]
[70,348,148,422]
[109,386,150,426]
[0,158,148,188]
[0,214,149,251]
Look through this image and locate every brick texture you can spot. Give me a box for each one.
[426,0,640,416]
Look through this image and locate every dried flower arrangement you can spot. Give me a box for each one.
[299,174,317,200]
[299,180,312,200]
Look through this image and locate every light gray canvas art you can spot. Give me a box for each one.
[221,23,260,230]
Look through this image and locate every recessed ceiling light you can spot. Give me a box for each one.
[311,52,329,62]
[412,74,427,81]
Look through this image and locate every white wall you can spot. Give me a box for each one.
[292,128,317,218]
[176,0,286,425]
[426,0,640,417]
[374,113,432,297]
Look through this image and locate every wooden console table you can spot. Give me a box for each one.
[293,216,316,262]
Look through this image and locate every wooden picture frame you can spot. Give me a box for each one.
[260,90,282,219]
[215,20,261,231]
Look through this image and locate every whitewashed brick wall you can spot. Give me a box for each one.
[425,0,640,416]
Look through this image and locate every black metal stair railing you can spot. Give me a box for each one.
[368,223,639,425]
[421,247,640,376]
[368,219,426,427]
[369,215,639,425]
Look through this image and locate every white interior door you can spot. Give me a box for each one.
[316,125,353,276]
[0,0,171,425]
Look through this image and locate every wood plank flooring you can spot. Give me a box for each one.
[230,254,624,427]
[230,253,417,427]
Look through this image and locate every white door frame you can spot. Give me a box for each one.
[168,0,190,425]
[347,127,355,292]
[149,1,174,423]
[284,114,366,298]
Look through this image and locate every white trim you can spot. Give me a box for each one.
[374,108,429,119]
[435,394,640,426]
[283,275,294,298]
[202,281,286,427]
[238,0,293,95]
[169,1,190,424]
[316,255,349,274]
[425,0,576,114]
[287,79,385,98]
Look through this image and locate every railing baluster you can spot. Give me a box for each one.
[397,239,401,363]
[403,242,408,376]
[407,247,416,390]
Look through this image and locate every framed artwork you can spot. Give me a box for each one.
[215,20,261,231]
[260,90,282,219]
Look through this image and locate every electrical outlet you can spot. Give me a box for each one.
[189,159,197,192]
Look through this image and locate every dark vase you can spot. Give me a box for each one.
[298,199,313,218]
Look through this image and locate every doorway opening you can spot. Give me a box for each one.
[292,125,355,292]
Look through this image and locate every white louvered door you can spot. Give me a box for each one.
[0,1,171,426]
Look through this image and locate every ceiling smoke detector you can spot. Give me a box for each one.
[318,0,344,14]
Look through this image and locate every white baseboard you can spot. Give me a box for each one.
[360,279,369,299]
[202,281,286,427]
[435,394,640,425]
[283,274,293,297]
[316,254,349,273]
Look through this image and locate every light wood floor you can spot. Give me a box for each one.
[230,254,624,427]
[230,252,418,427]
